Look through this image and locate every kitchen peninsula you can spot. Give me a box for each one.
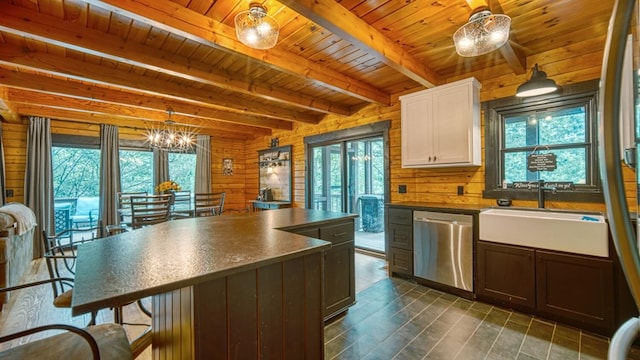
[71,208,357,359]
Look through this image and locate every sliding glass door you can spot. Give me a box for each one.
[308,135,386,253]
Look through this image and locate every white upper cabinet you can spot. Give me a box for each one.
[400,77,482,168]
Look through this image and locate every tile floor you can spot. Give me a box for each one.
[325,276,640,360]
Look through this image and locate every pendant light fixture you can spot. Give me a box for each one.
[235,3,279,50]
[453,4,511,57]
[515,64,558,97]
[145,110,196,152]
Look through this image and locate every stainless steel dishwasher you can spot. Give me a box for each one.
[413,211,473,292]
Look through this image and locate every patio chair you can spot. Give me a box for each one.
[194,192,226,217]
[71,196,99,229]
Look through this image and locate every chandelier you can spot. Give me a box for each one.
[234,3,279,50]
[453,9,511,57]
[145,111,196,152]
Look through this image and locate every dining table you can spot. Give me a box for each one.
[71,208,356,359]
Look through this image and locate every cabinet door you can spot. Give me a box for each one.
[388,224,412,251]
[389,247,413,276]
[324,241,355,320]
[401,92,433,166]
[476,241,535,310]
[431,83,474,165]
[536,250,615,334]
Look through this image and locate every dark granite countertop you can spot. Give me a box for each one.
[72,208,356,316]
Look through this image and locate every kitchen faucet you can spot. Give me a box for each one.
[537,179,556,208]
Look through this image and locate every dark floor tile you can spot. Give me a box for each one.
[486,319,530,360]
[324,334,355,359]
[519,318,554,359]
[454,307,510,360]
[401,319,453,358]
[548,332,579,360]
[552,323,580,343]
[362,321,424,360]
[516,352,541,360]
[579,332,609,360]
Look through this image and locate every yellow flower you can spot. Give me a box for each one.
[155,180,181,193]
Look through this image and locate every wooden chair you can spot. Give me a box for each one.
[170,190,192,219]
[116,191,147,226]
[129,194,172,229]
[194,192,226,217]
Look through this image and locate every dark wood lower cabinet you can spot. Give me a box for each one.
[536,250,615,334]
[324,241,355,319]
[476,240,616,336]
[287,220,355,320]
[476,241,535,310]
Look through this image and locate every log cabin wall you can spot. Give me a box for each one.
[247,38,637,213]
[2,119,248,213]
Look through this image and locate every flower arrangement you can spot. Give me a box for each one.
[155,180,181,194]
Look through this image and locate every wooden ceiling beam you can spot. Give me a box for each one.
[279,0,441,88]
[79,0,391,105]
[0,4,350,116]
[0,69,292,130]
[489,0,527,75]
[6,89,272,136]
[14,104,256,140]
[0,43,320,124]
[0,87,20,123]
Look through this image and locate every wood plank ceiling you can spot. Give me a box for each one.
[0,0,615,139]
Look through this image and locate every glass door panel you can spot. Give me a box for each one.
[310,143,343,212]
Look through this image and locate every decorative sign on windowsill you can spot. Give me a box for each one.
[512,181,574,190]
[527,153,557,171]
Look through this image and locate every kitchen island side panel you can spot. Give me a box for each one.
[152,252,324,359]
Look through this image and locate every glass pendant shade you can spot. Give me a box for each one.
[235,3,279,50]
[515,64,558,97]
[453,10,511,57]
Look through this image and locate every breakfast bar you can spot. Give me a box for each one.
[71,208,356,359]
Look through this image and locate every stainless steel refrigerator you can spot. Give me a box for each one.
[599,0,640,357]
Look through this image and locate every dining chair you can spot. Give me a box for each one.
[170,190,192,219]
[194,192,226,217]
[116,191,148,226]
[0,315,133,360]
[41,230,98,326]
[129,194,172,229]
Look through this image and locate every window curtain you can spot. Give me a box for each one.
[24,116,53,258]
[99,124,121,231]
[195,135,211,193]
[0,123,6,206]
[153,148,169,191]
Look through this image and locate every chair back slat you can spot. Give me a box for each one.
[130,194,172,229]
[117,191,148,226]
[194,192,226,217]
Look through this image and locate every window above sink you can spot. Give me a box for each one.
[483,79,602,203]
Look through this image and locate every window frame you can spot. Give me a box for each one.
[483,79,603,203]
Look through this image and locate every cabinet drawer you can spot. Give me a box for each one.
[388,208,412,225]
[389,224,413,250]
[320,221,354,244]
[389,248,413,276]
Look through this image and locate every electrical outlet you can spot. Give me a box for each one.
[457,185,464,195]
[5,189,13,197]
[398,185,407,193]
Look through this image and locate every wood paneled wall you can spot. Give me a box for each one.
[2,119,248,213]
[247,36,637,213]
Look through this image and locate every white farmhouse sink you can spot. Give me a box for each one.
[479,208,609,257]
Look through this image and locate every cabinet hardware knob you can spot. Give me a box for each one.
[333,232,347,237]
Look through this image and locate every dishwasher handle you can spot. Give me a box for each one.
[414,217,469,226]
